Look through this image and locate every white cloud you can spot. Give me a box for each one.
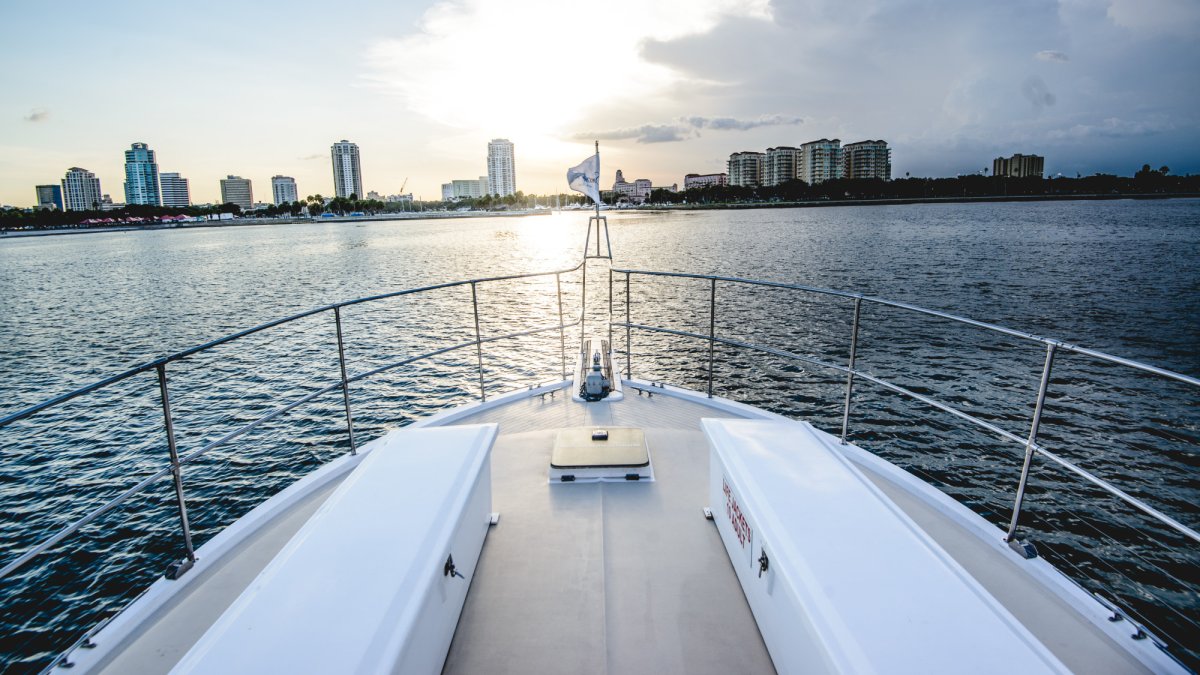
[23,108,49,123]
[1105,0,1200,36]
[1035,50,1069,62]
[363,0,771,139]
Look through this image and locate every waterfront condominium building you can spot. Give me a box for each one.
[61,167,102,211]
[764,147,802,186]
[727,151,765,187]
[442,176,490,200]
[35,184,64,210]
[159,173,191,207]
[993,153,1044,178]
[220,176,254,210]
[842,140,892,181]
[487,139,516,196]
[331,140,363,199]
[683,173,729,190]
[800,139,843,185]
[272,175,298,205]
[123,142,162,206]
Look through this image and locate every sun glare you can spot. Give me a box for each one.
[364,0,771,141]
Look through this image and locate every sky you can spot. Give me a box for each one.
[1,0,1197,207]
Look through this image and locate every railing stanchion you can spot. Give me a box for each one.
[156,363,195,578]
[1005,342,1057,551]
[608,267,614,353]
[471,282,486,401]
[625,273,632,380]
[708,278,716,398]
[840,297,862,444]
[333,307,357,455]
[557,273,566,380]
[580,259,587,351]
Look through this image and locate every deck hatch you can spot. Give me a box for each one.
[549,427,653,481]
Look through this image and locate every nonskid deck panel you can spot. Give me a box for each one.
[441,426,774,675]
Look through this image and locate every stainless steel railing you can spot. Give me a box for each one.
[0,259,586,585]
[609,267,1200,547]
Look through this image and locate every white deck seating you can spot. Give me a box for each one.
[703,418,1069,675]
[171,423,498,675]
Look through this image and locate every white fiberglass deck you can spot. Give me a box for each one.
[80,383,1161,675]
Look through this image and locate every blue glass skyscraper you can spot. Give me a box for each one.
[124,142,161,206]
[35,184,64,210]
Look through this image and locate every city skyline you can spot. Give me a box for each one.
[1,0,1197,207]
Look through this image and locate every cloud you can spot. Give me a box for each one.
[1021,76,1057,110]
[24,108,49,123]
[363,0,771,137]
[1035,50,1069,62]
[576,114,803,143]
[1047,116,1172,140]
[683,114,804,130]
[583,124,693,144]
[298,154,324,160]
[591,0,1200,176]
[1106,0,1200,36]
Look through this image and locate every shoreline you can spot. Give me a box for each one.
[0,208,550,239]
[3,193,1196,239]
[638,192,1198,212]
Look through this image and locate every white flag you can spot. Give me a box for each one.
[567,153,601,205]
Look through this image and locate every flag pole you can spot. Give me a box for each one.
[594,140,601,256]
[594,140,600,222]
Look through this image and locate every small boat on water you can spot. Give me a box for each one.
[1,194,1197,674]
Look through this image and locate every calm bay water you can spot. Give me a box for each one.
[1,200,1198,670]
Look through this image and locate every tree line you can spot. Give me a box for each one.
[643,165,1196,206]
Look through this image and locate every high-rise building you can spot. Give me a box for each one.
[123,142,161,206]
[842,141,892,181]
[160,173,191,207]
[61,167,102,211]
[487,139,516,196]
[727,151,765,187]
[993,153,1044,178]
[800,139,843,185]
[764,147,802,186]
[331,140,363,199]
[220,176,254,210]
[272,175,298,205]
[684,173,729,190]
[35,184,64,210]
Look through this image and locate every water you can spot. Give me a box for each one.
[1,201,1198,671]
